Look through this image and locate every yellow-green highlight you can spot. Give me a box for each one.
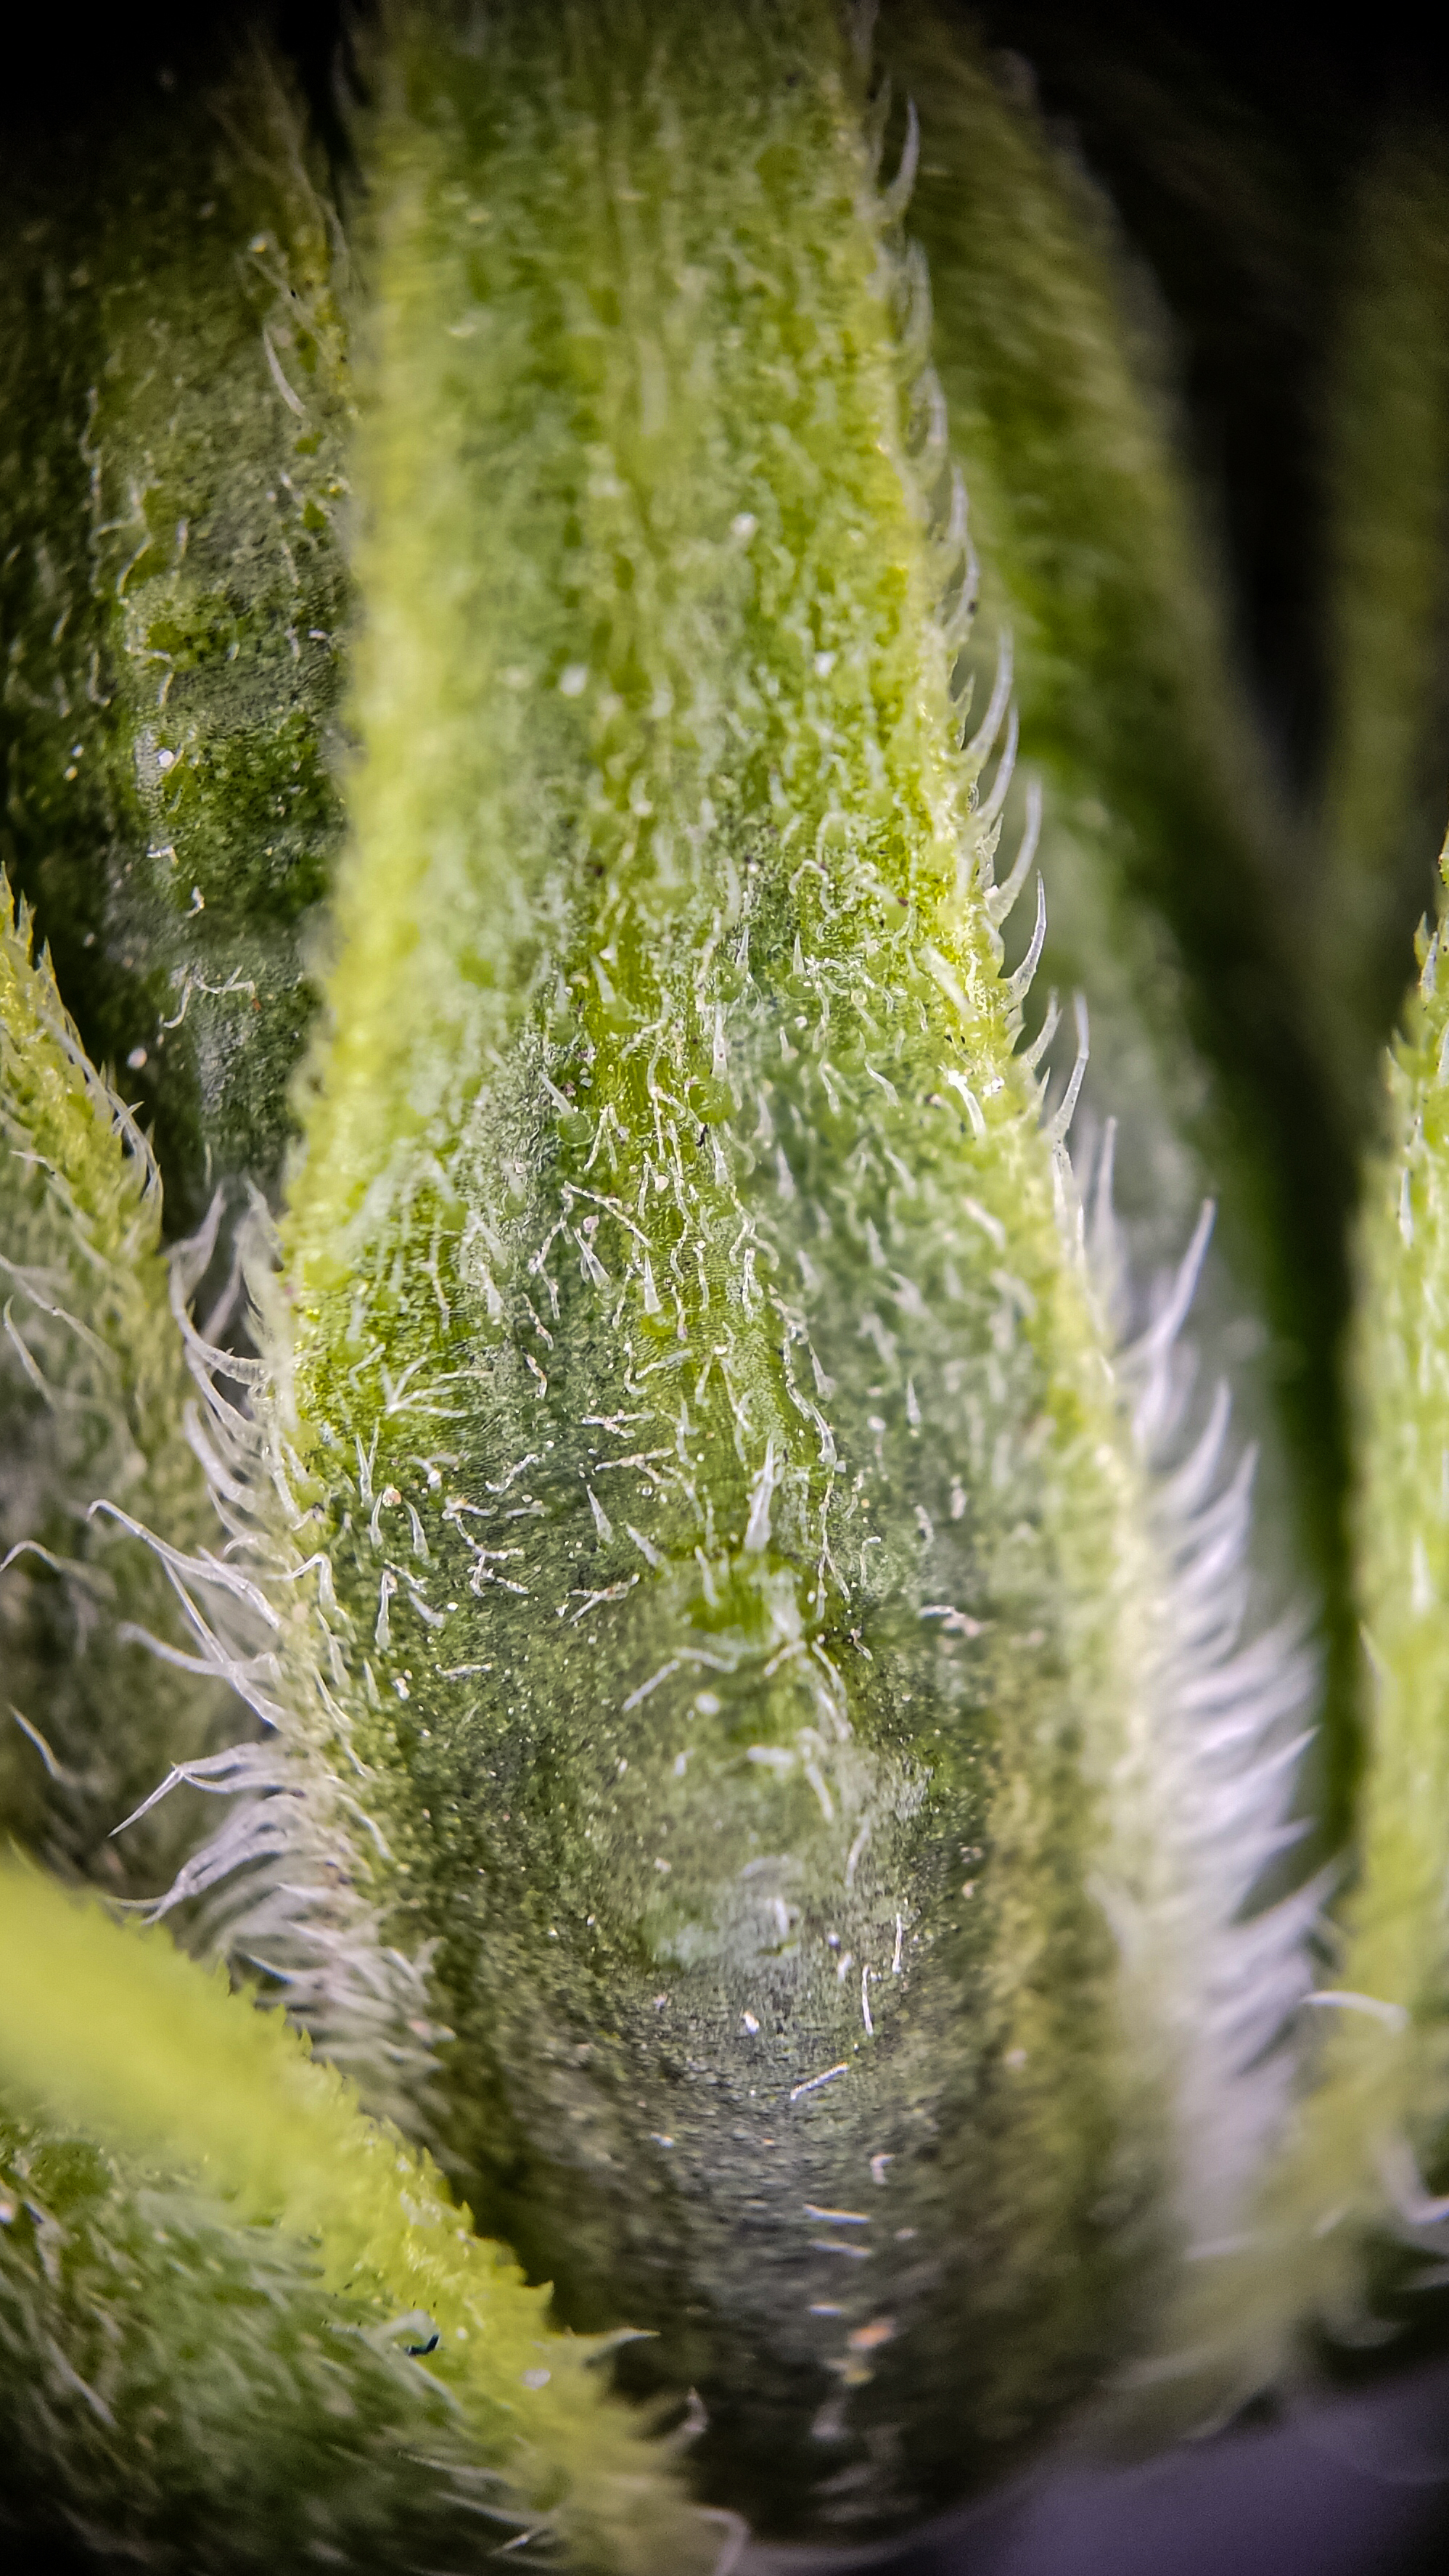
[0,893,231,1890]
[0,1864,713,2573]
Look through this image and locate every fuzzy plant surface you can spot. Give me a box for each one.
[1316,124,1449,1141]
[250,3,1309,2539]
[0,897,234,1892]
[0,1863,715,2573]
[1297,859,1449,2303]
[874,1,1351,1812]
[0,33,351,1232]
[2,3,1448,2570]
[1149,845,1449,2441]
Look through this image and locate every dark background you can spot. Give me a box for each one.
[866,2354,1449,2575]
[9,3,1449,2569]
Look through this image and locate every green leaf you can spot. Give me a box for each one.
[133,2,1315,2538]
[875,1,1351,1818]
[1318,122,1449,1130]
[0,1,1344,2549]
[0,33,351,1231]
[0,892,236,1892]
[0,1865,714,2574]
